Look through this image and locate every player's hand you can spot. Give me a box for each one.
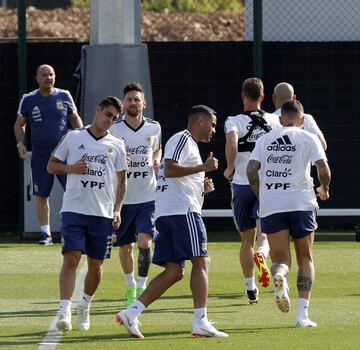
[112,211,121,230]
[17,143,27,160]
[316,186,329,201]
[71,159,89,174]
[223,167,234,181]
[203,152,218,172]
[204,177,215,194]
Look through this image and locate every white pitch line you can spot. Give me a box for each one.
[37,259,88,350]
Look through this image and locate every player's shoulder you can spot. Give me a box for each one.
[68,127,86,136]
[144,117,160,125]
[53,87,71,95]
[144,117,162,132]
[20,89,38,101]
[108,130,126,144]
[168,129,191,143]
[303,112,316,122]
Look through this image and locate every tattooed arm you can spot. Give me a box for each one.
[315,159,331,201]
[246,160,261,198]
[112,170,127,229]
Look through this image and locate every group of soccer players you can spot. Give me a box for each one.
[15,66,330,338]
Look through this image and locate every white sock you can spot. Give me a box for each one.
[40,225,51,236]
[296,298,310,320]
[137,276,148,289]
[245,276,256,291]
[257,246,269,259]
[125,272,136,286]
[60,299,71,314]
[194,307,208,323]
[126,300,145,319]
[78,292,93,308]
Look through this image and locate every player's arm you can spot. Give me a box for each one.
[69,112,83,129]
[246,160,261,198]
[314,159,331,200]
[317,133,327,151]
[152,148,162,174]
[14,115,27,160]
[224,130,238,181]
[113,170,127,229]
[47,156,89,175]
[164,152,218,178]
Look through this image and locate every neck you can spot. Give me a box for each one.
[187,126,199,142]
[88,124,107,138]
[244,102,261,112]
[125,114,143,128]
[39,87,53,97]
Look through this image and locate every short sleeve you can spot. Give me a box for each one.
[115,140,128,172]
[224,117,237,134]
[164,133,190,164]
[52,133,70,161]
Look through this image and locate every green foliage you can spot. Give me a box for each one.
[71,0,89,8]
[70,0,244,13]
[142,0,244,13]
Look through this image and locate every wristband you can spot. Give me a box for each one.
[16,142,23,149]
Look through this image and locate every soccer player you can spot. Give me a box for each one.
[14,64,83,245]
[47,96,128,332]
[111,82,162,306]
[272,82,327,150]
[223,77,281,304]
[246,100,331,328]
[115,105,228,338]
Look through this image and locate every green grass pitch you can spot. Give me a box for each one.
[0,232,359,350]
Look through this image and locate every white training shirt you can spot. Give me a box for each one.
[53,127,128,218]
[249,127,327,217]
[155,130,204,220]
[224,112,281,185]
[111,117,161,204]
[274,108,324,137]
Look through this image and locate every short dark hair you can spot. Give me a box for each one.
[123,82,144,97]
[188,104,216,121]
[242,77,264,101]
[281,100,304,119]
[99,96,122,114]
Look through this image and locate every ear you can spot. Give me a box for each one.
[143,98,147,110]
[259,94,265,103]
[299,115,305,126]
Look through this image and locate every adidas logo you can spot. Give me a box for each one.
[267,135,296,151]
[78,144,85,150]
[33,106,40,113]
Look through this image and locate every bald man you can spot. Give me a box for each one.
[14,64,83,245]
[272,82,327,150]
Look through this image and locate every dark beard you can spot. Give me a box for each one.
[125,107,140,118]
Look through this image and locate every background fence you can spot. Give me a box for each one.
[1,1,360,231]
[3,1,360,42]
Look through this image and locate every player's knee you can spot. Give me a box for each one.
[167,264,184,282]
[137,233,152,248]
[63,252,81,269]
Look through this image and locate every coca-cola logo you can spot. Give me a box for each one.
[82,153,108,164]
[266,154,293,164]
[248,130,267,141]
[126,145,148,155]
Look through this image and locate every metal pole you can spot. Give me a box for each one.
[17,0,26,232]
[253,0,263,78]
[17,0,27,98]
